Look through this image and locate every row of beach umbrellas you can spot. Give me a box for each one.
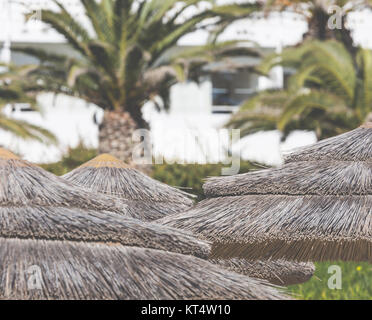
[63,153,314,287]
[1,122,371,299]
[0,149,287,299]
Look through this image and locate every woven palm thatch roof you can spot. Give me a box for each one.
[0,205,210,258]
[0,149,290,300]
[1,238,289,300]
[160,124,372,261]
[63,154,195,221]
[204,161,372,196]
[211,259,315,286]
[0,148,209,258]
[0,148,127,213]
[284,123,372,163]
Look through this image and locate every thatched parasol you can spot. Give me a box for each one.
[159,124,372,262]
[0,148,290,299]
[0,148,209,258]
[0,238,289,300]
[0,149,128,214]
[211,259,315,286]
[63,154,195,221]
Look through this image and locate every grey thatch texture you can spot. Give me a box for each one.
[63,154,194,221]
[0,148,210,258]
[0,238,289,300]
[121,199,192,221]
[0,153,128,215]
[0,149,289,300]
[211,259,315,286]
[159,195,372,261]
[0,205,210,259]
[284,124,372,163]
[161,124,372,261]
[204,161,372,196]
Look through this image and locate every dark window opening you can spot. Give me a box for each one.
[211,70,257,107]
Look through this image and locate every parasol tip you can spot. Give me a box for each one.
[0,147,20,160]
[81,153,132,168]
[360,119,372,128]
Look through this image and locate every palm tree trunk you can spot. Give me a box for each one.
[303,6,356,58]
[303,6,330,42]
[98,110,148,167]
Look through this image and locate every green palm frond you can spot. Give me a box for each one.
[0,63,57,143]
[240,90,289,111]
[278,90,348,131]
[227,90,288,136]
[256,44,310,75]
[163,41,260,82]
[211,2,262,19]
[19,0,261,121]
[304,41,355,103]
[229,40,372,140]
[0,115,56,144]
[355,48,372,119]
[227,110,279,137]
[40,8,90,57]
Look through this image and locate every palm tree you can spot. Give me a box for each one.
[228,40,372,139]
[0,64,56,143]
[19,0,259,164]
[223,0,372,56]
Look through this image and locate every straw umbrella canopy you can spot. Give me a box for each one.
[63,154,195,221]
[1,238,289,300]
[210,259,315,286]
[0,148,209,258]
[0,149,289,300]
[0,149,128,214]
[159,124,372,262]
[0,149,151,220]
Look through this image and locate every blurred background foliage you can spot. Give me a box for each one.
[153,160,260,200]
[40,143,98,175]
[40,143,259,200]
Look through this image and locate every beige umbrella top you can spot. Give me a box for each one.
[0,149,289,300]
[1,238,289,300]
[0,148,18,159]
[211,258,315,286]
[159,124,372,262]
[0,147,209,258]
[0,148,127,213]
[63,154,195,221]
[284,122,372,163]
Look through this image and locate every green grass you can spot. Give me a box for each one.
[288,262,372,300]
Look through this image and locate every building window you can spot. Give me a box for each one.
[211,70,257,108]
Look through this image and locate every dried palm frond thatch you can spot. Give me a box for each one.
[160,124,372,261]
[0,149,289,300]
[160,190,372,261]
[1,238,289,300]
[0,148,127,214]
[0,148,210,258]
[0,205,210,258]
[204,161,372,197]
[284,123,372,163]
[211,259,315,286]
[63,154,195,221]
